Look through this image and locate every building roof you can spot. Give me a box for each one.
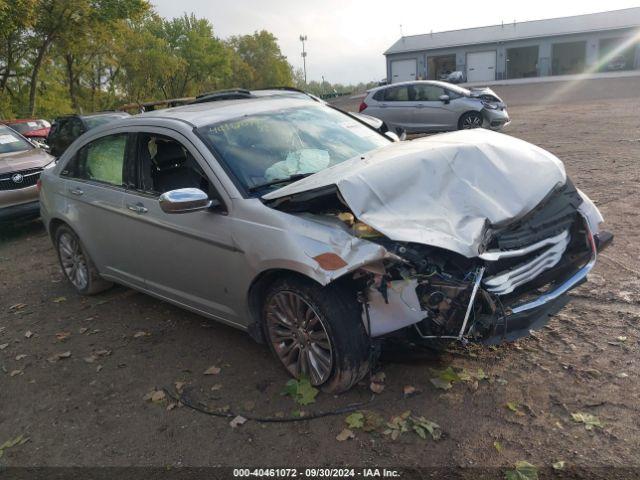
[385,8,640,55]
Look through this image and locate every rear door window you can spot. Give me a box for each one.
[63,134,128,187]
[383,86,411,101]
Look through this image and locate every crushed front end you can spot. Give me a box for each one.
[354,180,613,344]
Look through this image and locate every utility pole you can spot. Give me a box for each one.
[300,34,308,84]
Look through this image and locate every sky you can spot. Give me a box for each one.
[152,0,640,84]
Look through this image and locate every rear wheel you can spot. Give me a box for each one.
[262,276,371,393]
[54,225,112,295]
[459,111,483,130]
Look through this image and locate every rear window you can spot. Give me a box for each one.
[0,126,33,154]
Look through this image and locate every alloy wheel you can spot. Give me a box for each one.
[58,232,89,290]
[462,114,482,129]
[265,291,333,385]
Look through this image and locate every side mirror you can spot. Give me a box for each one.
[384,131,401,142]
[159,188,212,214]
[439,94,450,104]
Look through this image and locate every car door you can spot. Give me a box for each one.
[120,128,246,326]
[370,85,414,133]
[411,84,459,131]
[60,132,140,283]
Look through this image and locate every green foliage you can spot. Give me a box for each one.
[282,376,318,406]
[345,412,364,429]
[504,461,538,480]
[571,412,602,430]
[0,2,376,118]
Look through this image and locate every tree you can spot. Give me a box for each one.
[227,31,293,88]
[154,14,231,98]
[26,0,148,115]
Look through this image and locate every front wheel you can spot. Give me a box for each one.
[261,276,371,393]
[458,111,483,130]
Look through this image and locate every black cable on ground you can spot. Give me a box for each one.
[163,388,375,423]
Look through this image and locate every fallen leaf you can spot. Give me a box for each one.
[166,402,177,411]
[78,327,89,334]
[9,303,27,312]
[505,461,538,480]
[552,460,565,471]
[24,331,33,339]
[229,415,247,428]
[144,390,166,403]
[10,369,23,377]
[411,416,441,441]
[47,351,72,363]
[505,402,524,416]
[96,365,103,373]
[52,296,67,303]
[204,365,221,375]
[15,354,27,361]
[83,355,98,363]
[211,384,222,391]
[345,412,364,429]
[429,377,452,390]
[0,343,9,350]
[336,428,355,442]
[133,331,150,338]
[0,434,30,457]
[403,385,417,397]
[616,372,628,378]
[369,380,385,394]
[361,410,385,432]
[571,412,602,430]
[55,332,71,342]
[494,441,503,452]
[95,349,112,357]
[617,336,627,342]
[282,376,318,406]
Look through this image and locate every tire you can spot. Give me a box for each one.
[261,276,371,393]
[458,111,483,130]
[54,225,112,295]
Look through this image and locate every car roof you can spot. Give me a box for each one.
[137,95,318,128]
[54,111,130,121]
[368,80,466,93]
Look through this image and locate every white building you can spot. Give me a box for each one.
[384,8,640,83]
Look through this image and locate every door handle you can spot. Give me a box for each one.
[69,187,83,196]
[127,203,148,214]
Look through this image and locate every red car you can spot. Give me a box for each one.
[0,119,51,148]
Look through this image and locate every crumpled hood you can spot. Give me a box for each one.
[263,129,566,258]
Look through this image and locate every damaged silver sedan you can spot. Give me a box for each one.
[39,95,613,392]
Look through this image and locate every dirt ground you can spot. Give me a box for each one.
[1,76,639,474]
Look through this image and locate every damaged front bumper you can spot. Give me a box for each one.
[360,215,612,345]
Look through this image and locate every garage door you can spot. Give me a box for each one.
[391,59,417,83]
[466,51,496,82]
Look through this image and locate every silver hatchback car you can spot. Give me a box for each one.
[40,94,610,392]
[359,80,510,134]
